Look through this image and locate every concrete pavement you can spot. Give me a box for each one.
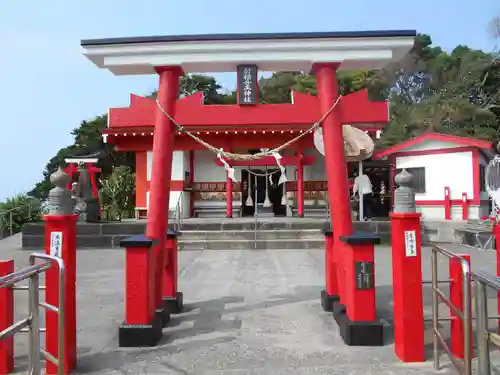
[3,234,499,374]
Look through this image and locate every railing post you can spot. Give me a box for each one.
[449,254,472,359]
[43,167,77,374]
[163,231,183,313]
[390,169,425,362]
[28,272,41,374]
[474,280,491,375]
[119,235,162,347]
[0,260,14,375]
[321,229,339,311]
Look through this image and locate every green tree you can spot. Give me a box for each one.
[99,166,136,220]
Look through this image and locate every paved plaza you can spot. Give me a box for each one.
[3,233,500,374]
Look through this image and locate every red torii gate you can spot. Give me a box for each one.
[83,30,416,347]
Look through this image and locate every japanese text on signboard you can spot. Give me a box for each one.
[50,231,63,258]
[404,230,417,257]
[237,65,258,105]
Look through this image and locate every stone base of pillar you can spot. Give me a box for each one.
[163,292,184,314]
[320,290,339,312]
[155,307,171,328]
[332,300,384,346]
[118,314,163,347]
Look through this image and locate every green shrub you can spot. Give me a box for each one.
[0,195,42,236]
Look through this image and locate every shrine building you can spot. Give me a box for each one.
[81,30,420,221]
[373,132,495,221]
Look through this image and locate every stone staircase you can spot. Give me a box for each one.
[21,217,392,250]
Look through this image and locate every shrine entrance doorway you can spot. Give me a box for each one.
[241,169,286,217]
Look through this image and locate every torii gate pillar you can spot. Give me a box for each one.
[146,66,183,331]
[314,63,383,346]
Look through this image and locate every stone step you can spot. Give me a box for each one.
[180,239,326,251]
[181,229,323,241]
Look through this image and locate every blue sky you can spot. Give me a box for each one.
[0,0,498,200]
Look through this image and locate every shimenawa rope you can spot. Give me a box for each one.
[155,96,342,161]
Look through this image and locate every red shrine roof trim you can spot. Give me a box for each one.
[105,89,389,132]
[372,133,494,159]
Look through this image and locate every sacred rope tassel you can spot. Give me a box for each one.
[263,167,272,207]
[217,149,237,182]
[281,166,288,205]
[245,169,253,207]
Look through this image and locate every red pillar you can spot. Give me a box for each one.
[163,232,183,313]
[449,254,472,359]
[64,163,78,190]
[461,193,468,220]
[87,163,101,200]
[321,230,339,311]
[226,173,233,218]
[146,66,182,324]
[226,150,233,218]
[495,223,500,333]
[390,212,425,362]
[297,151,305,217]
[444,186,451,220]
[0,260,14,375]
[43,214,78,374]
[119,235,161,347]
[314,63,353,237]
[189,150,195,218]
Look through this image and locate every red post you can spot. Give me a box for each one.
[226,172,233,218]
[461,193,468,220]
[163,231,183,313]
[64,163,78,190]
[146,66,182,328]
[321,230,339,312]
[43,214,78,374]
[189,150,195,218]
[296,151,304,217]
[339,235,378,322]
[86,163,101,200]
[0,260,14,375]
[390,212,425,362]
[444,186,451,220]
[449,254,472,359]
[495,223,500,333]
[119,235,162,347]
[314,63,353,238]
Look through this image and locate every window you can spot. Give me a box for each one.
[480,164,486,192]
[395,167,426,193]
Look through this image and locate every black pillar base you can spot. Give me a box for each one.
[118,313,163,347]
[155,307,171,328]
[320,290,339,312]
[332,300,384,346]
[163,292,184,314]
[226,215,232,218]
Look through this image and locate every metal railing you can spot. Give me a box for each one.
[172,192,183,232]
[473,269,500,375]
[0,253,65,375]
[429,243,472,375]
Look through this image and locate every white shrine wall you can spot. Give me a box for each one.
[392,139,489,220]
